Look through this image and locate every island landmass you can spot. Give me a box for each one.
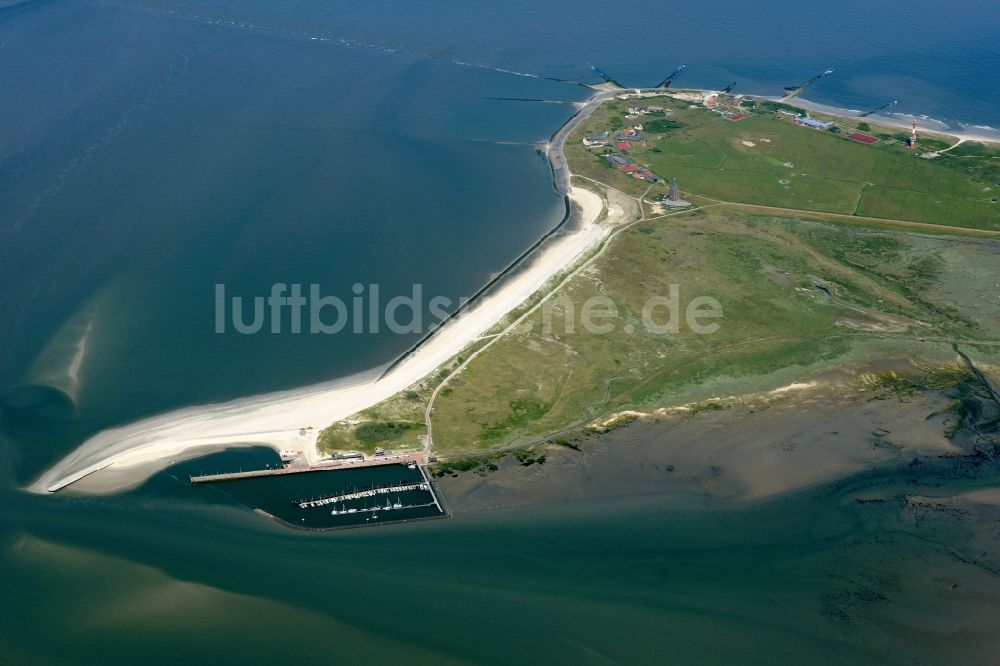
[33,83,1000,500]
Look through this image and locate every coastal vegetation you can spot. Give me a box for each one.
[641,118,684,134]
[317,418,423,454]
[858,365,969,398]
[569,95,1000,231]
[354,420,421,443]
[753,100,807,116]
[429,452,502,478]
[316,93,1000,469]
[429,447,546,478]
[425,208,1000,455]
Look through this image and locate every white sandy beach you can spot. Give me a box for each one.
[747,93,1000,145]
[38,82,997,495]
[31,186,606,493]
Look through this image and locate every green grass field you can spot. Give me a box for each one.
[424,209,1000,455]
[319,96,1000,459]
[568,96,1000,230]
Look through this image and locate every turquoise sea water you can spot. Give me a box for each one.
[3,1,1000,662]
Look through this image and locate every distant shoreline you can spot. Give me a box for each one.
[771,94,1000,145]
[598,82,999,145]
[659,86,1000,145]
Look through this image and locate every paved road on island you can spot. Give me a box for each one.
[548,89,619,195]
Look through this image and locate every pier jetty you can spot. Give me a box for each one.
[188,453,426,484]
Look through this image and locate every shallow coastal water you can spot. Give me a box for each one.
[0,0,575,445]
[2,446,1000,663]
[3,0,1000,662]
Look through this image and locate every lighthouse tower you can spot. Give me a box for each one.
[910,119,917,151]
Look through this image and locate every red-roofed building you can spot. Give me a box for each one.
[622,164,638,173]
[848,132,878,144]
[726,113,749,121]
[617,142,631,151]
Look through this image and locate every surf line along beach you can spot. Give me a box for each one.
[31,90,616,495]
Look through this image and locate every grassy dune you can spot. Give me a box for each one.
[427,211,1000,454]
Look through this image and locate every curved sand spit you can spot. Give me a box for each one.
[32,187,606,493]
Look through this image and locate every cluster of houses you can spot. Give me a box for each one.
[773,108,838,132]
[703,93,752,122]
[604,154,659,181]
[584,121,660,181]
[579,100,683,184]
[583,130,610,147]
[584,127,650,150]
[615,126,647,152]
[796,116,835,131]
[578,91,899,211]
[773,108,890,147]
